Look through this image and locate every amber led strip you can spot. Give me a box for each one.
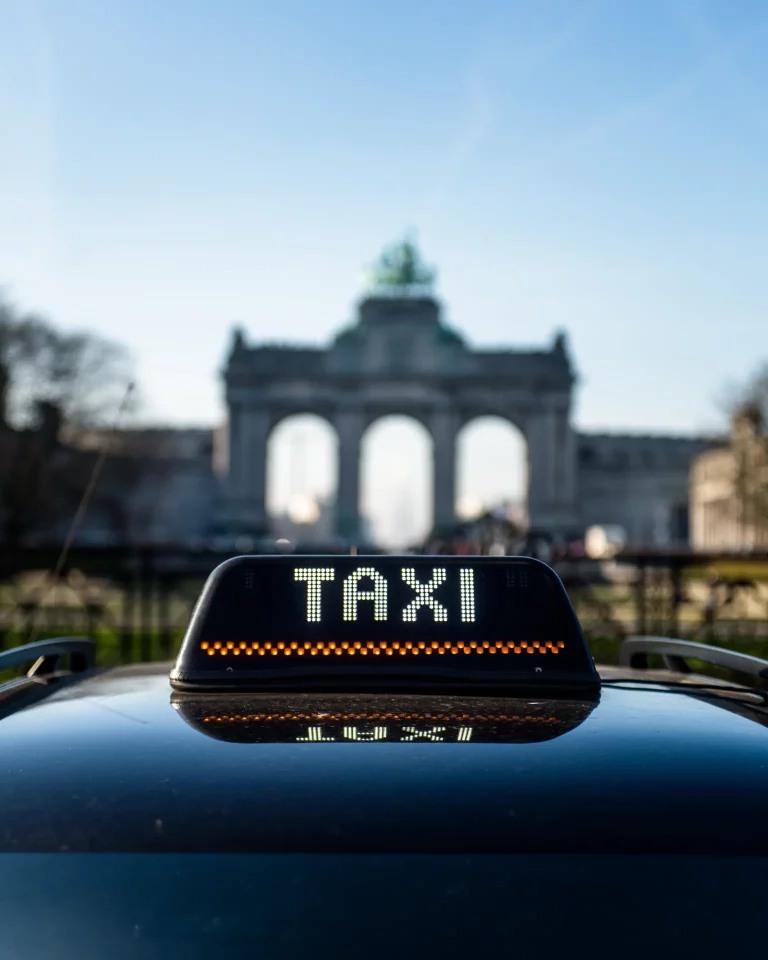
[202,712,560,724]
[200,639,565,658]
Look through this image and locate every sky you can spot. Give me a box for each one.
[1,0,767,545]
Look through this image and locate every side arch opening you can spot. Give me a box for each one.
[266,414,338,545]
[456,416,528,528]
[361,415,433,550]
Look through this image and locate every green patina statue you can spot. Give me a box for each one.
[367,238,436,294]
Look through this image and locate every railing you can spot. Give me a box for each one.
[0,546,766,666]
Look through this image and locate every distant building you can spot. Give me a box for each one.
[54,427,222,547]
[74,427,215,462]
[0,409,224,548]
[577,433,712,548]
[691,407,768,551]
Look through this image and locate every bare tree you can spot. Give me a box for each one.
[0,293,139,549]
[1,298,137,433]
[721,362,768,425]
[743,364,768,421]
[722,364,768,548]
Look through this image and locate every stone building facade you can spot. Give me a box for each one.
[691,408,768,551]
[223,295,579,542]
[73,429,223,547]
[577,433,711,547]
[0,422,223,549]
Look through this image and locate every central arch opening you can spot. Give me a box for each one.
[456,416,528,527]
[266,414,338,544]
[361,416,433,551]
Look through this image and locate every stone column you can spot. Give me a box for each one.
[243,407,271,528]
[334,409,365,541]
[528,405,577,537]
[430,411,459,531]
[560,415,577,506]
[555,410,577,531]
[228,405,270,532]
[227,402,244,499]
[526,410,552,528]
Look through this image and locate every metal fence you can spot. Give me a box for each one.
[1,546,767,667]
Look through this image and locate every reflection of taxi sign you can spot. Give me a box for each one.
[170,556,599,695]
[172,696,598,744]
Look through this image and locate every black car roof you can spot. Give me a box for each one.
[2,662,768,854]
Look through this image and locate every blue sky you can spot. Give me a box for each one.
[2,0,767,544]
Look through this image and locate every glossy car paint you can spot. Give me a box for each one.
[1,663,767,853]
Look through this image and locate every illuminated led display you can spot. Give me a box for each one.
[342,567,388,622]
[460,568,475,622]
[401,567,448,622]
[342,726,387,741]
[293,565,474,624]
[298,725,468,742]
[401,725,447,742]
[295,727,337,742]
[294,567,335,622]
[184,716,583,744]
[192,713,566,744]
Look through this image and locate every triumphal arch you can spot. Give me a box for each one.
[224,242,578,541]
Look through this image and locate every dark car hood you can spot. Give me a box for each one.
[1,663,768,853]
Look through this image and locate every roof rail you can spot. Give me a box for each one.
[0,637,95,685]
[619,636,768,681]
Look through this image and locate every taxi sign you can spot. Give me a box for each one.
[170,555,599,695]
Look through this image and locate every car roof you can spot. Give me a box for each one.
[2,661,768,854]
